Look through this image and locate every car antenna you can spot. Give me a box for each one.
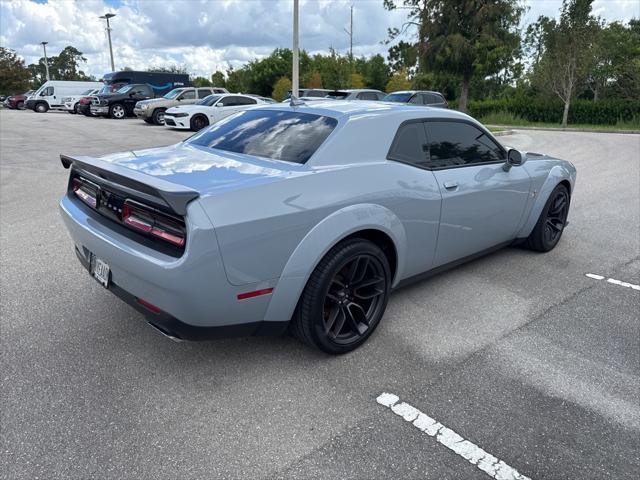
[289,94,306,107]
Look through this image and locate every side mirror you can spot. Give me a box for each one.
[503,149,524,171]
[176,96,183,101]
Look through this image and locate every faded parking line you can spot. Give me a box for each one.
[376,393,530,480]
[585,273,640,291]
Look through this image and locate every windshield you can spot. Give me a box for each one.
[117,85,133,94]
[383,92,413,102]
[196,94,221,106]
[188,110,338,164]
[164,88,182,99]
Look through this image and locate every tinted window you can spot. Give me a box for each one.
[188,110,337,164]
[383,92,413,103]
[197,88,213,98]
[180,90,196,100]
[388,122,428,167]
[357,92,380,101]
[409,94,423,105]
[197,94,221,106]
[424,121,505,168]
[219,96,243,106]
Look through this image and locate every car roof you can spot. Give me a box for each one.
[259,99,465,121]
[385,90,443,95]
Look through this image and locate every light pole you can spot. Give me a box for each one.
[99,13,116,72]
[292,0,299,98]
[343,5,353,59]
[40,41,50,81]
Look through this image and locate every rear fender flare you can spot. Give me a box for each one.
[263,203,406,322]
[517,164,575,238]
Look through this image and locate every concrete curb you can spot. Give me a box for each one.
[486,125,640,135]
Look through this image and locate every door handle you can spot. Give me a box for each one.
[443,181,458,190]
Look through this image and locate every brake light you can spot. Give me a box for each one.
[122,202,186,247]
[72,177,97,208]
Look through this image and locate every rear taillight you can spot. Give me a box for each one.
[72,177,97,208]
[122,201,186,247]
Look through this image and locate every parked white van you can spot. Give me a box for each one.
[25,80,102,113]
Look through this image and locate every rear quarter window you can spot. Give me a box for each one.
[188,110,338,164]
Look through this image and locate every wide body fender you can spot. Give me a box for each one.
[263,203,407,322]
[516,161,576,238]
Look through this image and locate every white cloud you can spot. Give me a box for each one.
[0,0,636,80]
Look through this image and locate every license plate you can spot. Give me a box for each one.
[91,255,110,288]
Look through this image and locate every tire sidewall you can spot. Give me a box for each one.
[152,108,166,125]
[35,102,48,113]
[303,240,391,354]
[190,115,208,131]
[535,184,570,251]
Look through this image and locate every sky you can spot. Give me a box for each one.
[1,0,638,80]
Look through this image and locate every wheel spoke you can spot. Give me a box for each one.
[324,306,341,335]
[327,307,346,338]
[346,256,369,284]
[345,303,367,334]
[546,218,562,232]
[353,275,385,299]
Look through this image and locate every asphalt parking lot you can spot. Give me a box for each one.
[1,109,638,479]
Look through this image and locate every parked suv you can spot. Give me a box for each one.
[134,87,228,125]
[382,90,448,108]
[90,84,158,119]
[4,90,33,110]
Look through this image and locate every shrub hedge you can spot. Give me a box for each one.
[462,98,640,125]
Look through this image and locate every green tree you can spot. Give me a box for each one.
[192,76,212,87]
[272,76,292,101]
[387,40,418,74]
[363,54,390,91]
[225,65,251,93]
[385,69,411,92]
[349,72,365,88]
[306,71,323,88]
[526,0,600,126]
[0,47,31,94]
[211,71,226,87]
[385,0,524,112]
[28,46,94,85]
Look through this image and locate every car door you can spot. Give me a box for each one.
[213,96,256,122]
[425,120,531,267]
[178,89,197,105]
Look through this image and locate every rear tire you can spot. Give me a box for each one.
[190,114,209,131]
[35,102,48,113]
[290,239,391,354]
[152,108,166,125]
[525,184,570,252]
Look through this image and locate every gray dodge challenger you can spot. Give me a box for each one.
[59,100,576,353]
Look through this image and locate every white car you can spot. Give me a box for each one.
[164,93,270,131]
[62,88,100,114]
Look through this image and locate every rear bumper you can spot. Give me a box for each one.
[59,194,284,339]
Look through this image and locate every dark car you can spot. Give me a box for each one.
[4,90,33,110]
[382,90,448,108]
[90,84,159,119]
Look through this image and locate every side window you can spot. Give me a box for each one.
[40,86,54,96]
[387,122,429,167]
[423,94,437,104]
[197,89,212,98]
[376,92,386,101]
[219,96,242,106]
[408,94,422,105]
[237,96,257,105]
[423,121,505,169]
[358,92,379,101]
[136,86,152,97]
[180,90,196,100]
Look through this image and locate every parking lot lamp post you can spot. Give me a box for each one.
[40,42,50,81]
[100,13,116,72]
[292,0,299,98]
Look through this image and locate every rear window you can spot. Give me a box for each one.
[188,110,338,164]
[383,92,413,103]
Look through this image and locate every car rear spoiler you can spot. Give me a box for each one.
[60,154,199,215]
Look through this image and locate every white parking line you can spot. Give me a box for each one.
[585,273,640,291]
[376,393,531,480]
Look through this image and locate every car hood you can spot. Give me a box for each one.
[136,97,165,106]
[98,143,309,195]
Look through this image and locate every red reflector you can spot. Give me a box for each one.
[72,178,97,208]
[122,202,185,247]
[136,297,162,314]
[237,288,274,300]
[151,227,186,247]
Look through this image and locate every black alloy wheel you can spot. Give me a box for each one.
[291,239,391,354]
[526,184,570,252]
[323,254,387,345]
[190,115,209,131]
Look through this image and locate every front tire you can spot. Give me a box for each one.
[190,114,209,131]
[526,184,570,252]
[35,102,48,113]
[290,239,391,354]
[109,103,126,119]
[152,108,166,125]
